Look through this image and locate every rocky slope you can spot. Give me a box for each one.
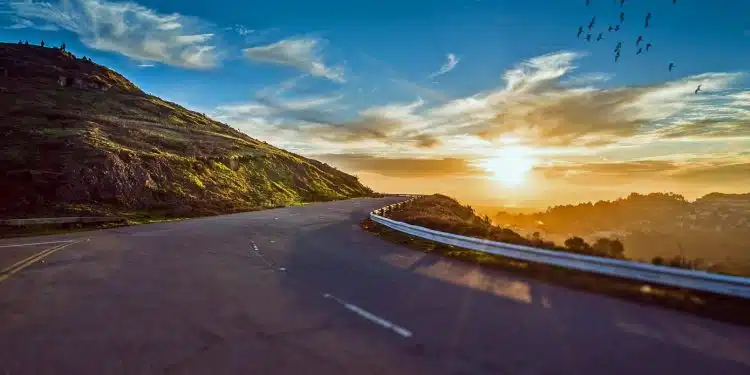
[0,42,373,218]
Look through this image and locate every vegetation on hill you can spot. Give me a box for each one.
[382,194,627,260]
[494,192,750,276]
[381,194,748,277]
[0,42,373,219]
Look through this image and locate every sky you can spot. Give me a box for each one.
[2,0,750,208]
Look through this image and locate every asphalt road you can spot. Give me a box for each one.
[1,197,749,375]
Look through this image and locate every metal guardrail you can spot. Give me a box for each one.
[370,198,750,299]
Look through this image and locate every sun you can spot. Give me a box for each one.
[478,146,536,187]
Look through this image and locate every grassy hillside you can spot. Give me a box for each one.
[0,42,373,218]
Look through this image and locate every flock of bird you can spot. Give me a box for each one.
[577,0,700,94]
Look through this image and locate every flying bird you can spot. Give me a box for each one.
[636,47,643,55]
[588,16,596,30]
[668,62,675,71]
[673,0,677,4]
[586,0,591,5]
[597,33,604,41]
[694,85,702,94]
[578,26,584,38]
[586,34,592,42]
[636,35,643,46]
[620,0,626,8]
[615,24,621,31]
[615,52,621,62]
[645,12,652,28]
[620,12,625,23]
[646,43,652,51]
[615,41,623,51]
[608,26,613,32]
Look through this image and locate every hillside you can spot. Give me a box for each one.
[494,192,750,272]
[0,42,373,218]
[382,195,628,260]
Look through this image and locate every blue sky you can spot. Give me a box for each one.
[2,0,750,205]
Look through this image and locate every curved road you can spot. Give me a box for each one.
[1,197,748,374]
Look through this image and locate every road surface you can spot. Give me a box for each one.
[1,197,748,375]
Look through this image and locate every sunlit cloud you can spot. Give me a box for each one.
[214,49,749,191]
[312,154,489,178]
[8,0,220,68]
[243,37,345,82]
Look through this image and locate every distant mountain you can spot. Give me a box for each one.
[495,192,750,271]
[0,42,373,218]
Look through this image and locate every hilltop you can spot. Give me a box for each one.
[494,192,750,274]
[0,42,373,218]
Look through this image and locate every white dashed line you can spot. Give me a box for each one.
[323,293,412,338]
[0,240,74,248]
[251,240,286,272]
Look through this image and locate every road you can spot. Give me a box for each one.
[1,197,748,375]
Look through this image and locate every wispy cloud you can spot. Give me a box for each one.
[313,154,487,178]
[137,63,155,68]
[232,24,254,36]
[4,16,58,30]
[536,156,750,187]
[428,53,460,79]
[8,0,220,69]
[243,37,344,82]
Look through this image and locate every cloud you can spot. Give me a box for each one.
[428,53,459,79]
[243,37,344,82]
[137,63,155,68]
[232,24,254,36]
[413,134,441,148]
[313,154,488,178]
[216,50,749,164]
[424,52,748,147]
[9,0,220,69]
[672,163,750,182]
[286,98,435,145]
[4,16,58,30]
[538,160,680,180]
[536,156,750,186]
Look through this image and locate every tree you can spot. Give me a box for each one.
[652,256,665,266]
[592,238,625,259]
[60,42,66,51]
[531,231,542,243]
[564,236,590,253]
[40,40,45,47]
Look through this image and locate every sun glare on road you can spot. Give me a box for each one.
[479,146,536,187]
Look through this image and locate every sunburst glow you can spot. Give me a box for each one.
[478,146,536,187]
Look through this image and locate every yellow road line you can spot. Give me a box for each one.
[0,241,78,283]
[0,245,63,275]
